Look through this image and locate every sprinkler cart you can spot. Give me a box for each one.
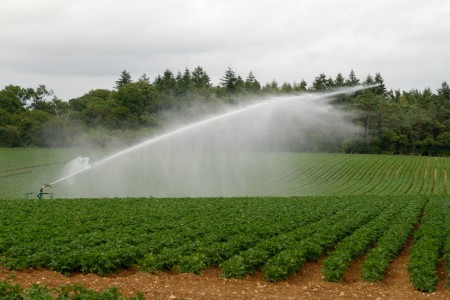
[24,184,54,199]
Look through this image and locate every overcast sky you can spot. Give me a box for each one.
[1,0,449,100]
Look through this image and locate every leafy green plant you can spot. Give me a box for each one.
[408,197,446,292]
[322,197,426,282]
[0,281,23,300]
[263,198,388,281]
[0,281,144,300]
[361,196,426,281]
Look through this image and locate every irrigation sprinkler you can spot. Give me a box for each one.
[24,183,54,199]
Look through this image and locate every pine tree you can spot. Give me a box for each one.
[270,80,279,92]
[235,75,245,93]
[312,73,329,90]
[155,69,176,95]
[334,73,345,87]
[281,82,293,93]
[373,72,386,95]
[364,74,375,85]
[437,81,450,100]
[346,69,360,86]
[115,70,132,89]
[327,76,335,88]
[298,79,308,91]
[191,66,211,91]
[139,73,150,83]
[220,67,238,94]
[175,68,193,96]
[244,71,261,93]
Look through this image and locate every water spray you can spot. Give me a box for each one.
[48,84,377,190]
[51,165,92,185]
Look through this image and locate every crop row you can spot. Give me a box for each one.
[0,197,354,275]
[261,197,389,282]
[220,198,385,279]
[445,198,450,290]
[0,195,448,292]
[408,196,447,292]
[361,196,426,281]
[2,152,449,199]
[0,281,143,299]
[320,197,422,282]
[142,197,355,274]
[139,197,353,274]
[273,154,449,197]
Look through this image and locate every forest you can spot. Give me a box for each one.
[0,67,449,155]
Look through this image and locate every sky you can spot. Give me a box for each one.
[0,0,449,100]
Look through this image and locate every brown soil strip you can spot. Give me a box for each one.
[1,253,449,300]
[437,259,447,291]
[0,163,56,174]
[444,170,447,194]
[0,170,32,178]
[395,165,403,178]
[424,158,429,178]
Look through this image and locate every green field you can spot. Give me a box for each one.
[1,148,448,199]
[0,148,449,292]
[0,148,111,199]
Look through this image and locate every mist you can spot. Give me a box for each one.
[53,88,363,198]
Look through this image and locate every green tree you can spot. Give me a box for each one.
[437,81,450,100]
[346,69,360,86]
[293,80,308,91]
[235,75,245,94]
[49,98,70,119]
[68,89,112,126]
[175,68,193,96]
[281,82,293,93]
[114,81,160,119]
[139,73,151,83]
[0,125,21,146]
[0,85,28,113]
[107,105,138,129]
[191,66,211,91]
[312,73,331,90]
[373,72,387,95]
[220,67,238,94]
[364,74,375,85]
[0,108,9,126]
[334,73,345,87]
[244,71,261,94]
[115,70,132,89]
[154,69,176,96]
[28,85,54,111]
[16,110,53,146]
[261,80,279,94]
[353,91,382,147]
[81,98,136,129]
[271,80,279,91]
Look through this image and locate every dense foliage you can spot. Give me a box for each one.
[445,199,450,290]
[408,196,447,292]
[361,197,426,281]
[0,68,449,154]
[0,196,448,292]
[321,197,426,281]
[0,281,143,299]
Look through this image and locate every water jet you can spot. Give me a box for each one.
[49,85,377,198]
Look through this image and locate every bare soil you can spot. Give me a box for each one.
[1,244,448,300]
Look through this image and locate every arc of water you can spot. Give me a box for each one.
[51,99,277,185]
[50,85,375,186]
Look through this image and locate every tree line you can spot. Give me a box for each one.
[0,67,449,155]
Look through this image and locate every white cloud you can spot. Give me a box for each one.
[0,0,449,99]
